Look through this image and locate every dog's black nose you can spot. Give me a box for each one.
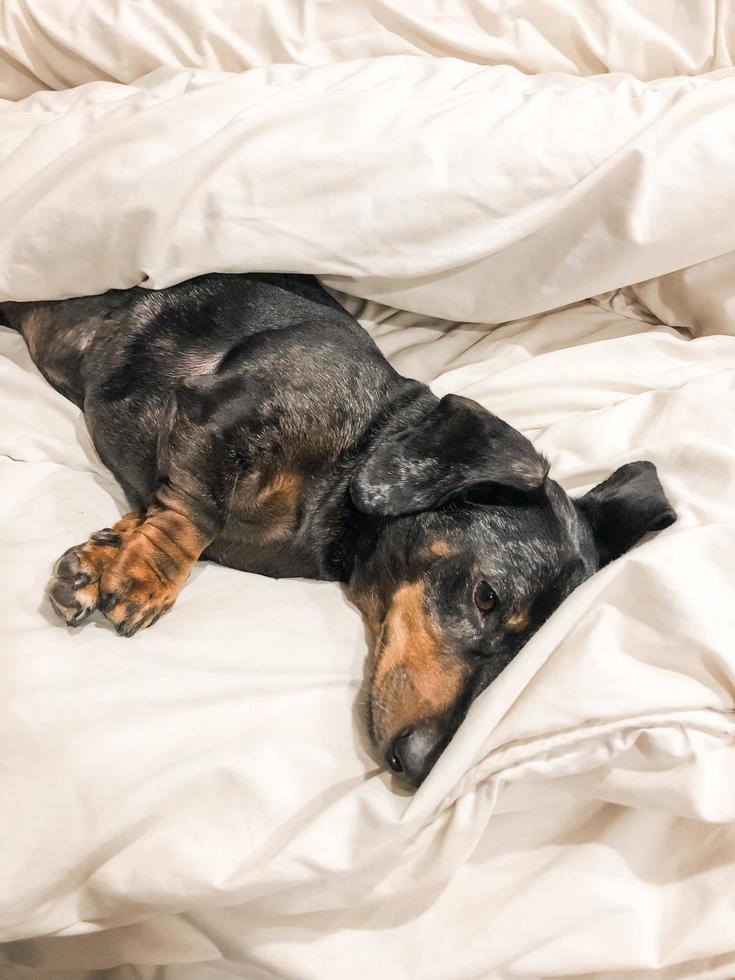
[387,726,442,787]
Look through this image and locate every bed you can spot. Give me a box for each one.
[1,3,734,978]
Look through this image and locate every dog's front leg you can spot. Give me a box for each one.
[48,494,213,636]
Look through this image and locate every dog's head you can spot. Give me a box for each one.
[348,394,676,787]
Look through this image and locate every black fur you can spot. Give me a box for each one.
[576,461,676,566]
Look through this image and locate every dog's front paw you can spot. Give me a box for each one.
[97,552,180,638]
[47,514,145,628]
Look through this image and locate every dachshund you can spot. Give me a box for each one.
[1,274,676,786]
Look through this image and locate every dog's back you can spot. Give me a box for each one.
[2,273,394,507]
[1,273,356,404]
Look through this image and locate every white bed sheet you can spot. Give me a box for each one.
[2,55,735,331]
[2,0,734,99]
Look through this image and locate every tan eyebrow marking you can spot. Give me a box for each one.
[428,539,454,558]
[505,607,530,632]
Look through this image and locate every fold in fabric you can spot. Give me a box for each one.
[2,58,735,331]
[2,0,734,99]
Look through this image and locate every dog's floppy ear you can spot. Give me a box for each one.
[350,394,549,516]
[576,461,676,567]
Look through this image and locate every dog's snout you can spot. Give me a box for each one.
[386,725,444,787]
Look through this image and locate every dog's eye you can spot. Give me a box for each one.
[473,580,497,614]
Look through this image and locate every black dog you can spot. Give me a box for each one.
[1,274,675,786]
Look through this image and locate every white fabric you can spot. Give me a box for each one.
[2,52,735,328]
[1,0,734,98]
[1,3,735,978]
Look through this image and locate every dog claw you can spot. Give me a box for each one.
[49,543,101,628]
[91,529,122,547]
[99,592,118,614]
[115,617,139,637]
[54,549,80,579]
[68,607,92,627]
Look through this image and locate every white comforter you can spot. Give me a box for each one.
[1,4,734,979]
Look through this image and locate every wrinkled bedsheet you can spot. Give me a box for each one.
[3,8,735,329]
[1,3,735,979]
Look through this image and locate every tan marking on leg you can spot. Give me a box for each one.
[98,505,212,636]
[252,471,302,542]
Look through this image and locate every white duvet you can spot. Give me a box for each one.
[1,4,734,979]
